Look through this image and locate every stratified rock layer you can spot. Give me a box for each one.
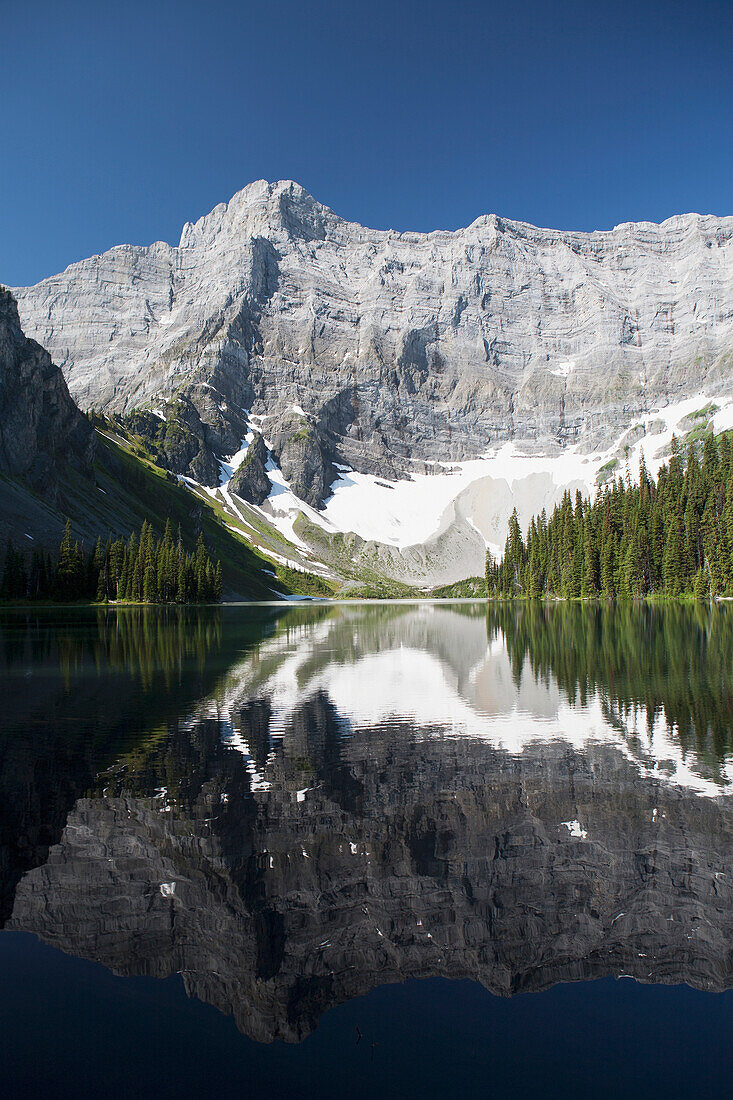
[0,289,93,496]
[13,181,733,502]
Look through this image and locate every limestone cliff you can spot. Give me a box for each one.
[0,288,93,498]
[13,181,733,505]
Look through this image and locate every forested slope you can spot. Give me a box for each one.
[488,432,733,599]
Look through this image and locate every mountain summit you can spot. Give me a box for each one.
[11,183,733,584]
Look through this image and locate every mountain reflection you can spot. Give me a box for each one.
[3,603,733,1043]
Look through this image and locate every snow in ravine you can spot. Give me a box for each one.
[204,392,733,577]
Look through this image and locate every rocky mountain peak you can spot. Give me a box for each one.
[179,178,336,251]
[10,183,733,582]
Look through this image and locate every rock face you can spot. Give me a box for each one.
[12,180,733,505]
[229,432,271,505]
[0,289,93,496]
[269,412,335,509]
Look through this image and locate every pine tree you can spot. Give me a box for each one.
[1,538,27,599]
[663,516,684,596]
[56,519,85,600]
[194,533,208,602]
[600,533,616,599]
[693,566,710,601]
[3,515,224,605]
[486,431,733,601]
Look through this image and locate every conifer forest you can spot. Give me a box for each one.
[1,519,223,603]
[487,433,733,599]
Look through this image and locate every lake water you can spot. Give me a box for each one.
[1,601,733,1098]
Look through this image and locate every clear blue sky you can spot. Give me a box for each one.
[3,0,732,285]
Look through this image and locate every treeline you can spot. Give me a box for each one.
[487,432,733,599]
[1,519,223,603]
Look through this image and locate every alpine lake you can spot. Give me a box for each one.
[1,600,733,1098]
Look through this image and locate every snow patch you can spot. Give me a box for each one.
[321,444,595,549]
[219,432,255,487]
[315,392,733,551]
[260,455,336,551]
[561,819,588,839]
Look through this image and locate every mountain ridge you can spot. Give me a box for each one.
[11,180,733,584]
[24,178,733,283]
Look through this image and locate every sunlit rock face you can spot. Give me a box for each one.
[12,181,733,504]
[8,604,733,1043]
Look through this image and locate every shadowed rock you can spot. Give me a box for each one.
[230,433,271,505]
[0,289,93,498]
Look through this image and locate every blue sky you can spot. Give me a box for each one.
[3,0,732,285]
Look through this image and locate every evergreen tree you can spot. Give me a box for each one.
[485,430,733,601]
[0,538,27,599]
[1,516,223,605]
[693,566,710,601]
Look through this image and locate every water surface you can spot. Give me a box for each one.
[1,602,733,1097]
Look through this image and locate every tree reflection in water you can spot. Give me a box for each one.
[1,602,733,1044]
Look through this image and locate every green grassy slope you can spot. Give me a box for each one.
[0,431,334,600]
[0,424,485,602]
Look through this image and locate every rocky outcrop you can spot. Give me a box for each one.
[122,401,223,483]
[268,411,334,509]
[230,432,271,505]
[0,289,93,497]
[13,181,733,506]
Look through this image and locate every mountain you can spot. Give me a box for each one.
[0,290,296,600]
[0,287,94,495]
[12,182,733,584]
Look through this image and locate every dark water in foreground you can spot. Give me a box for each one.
[1,601,733,1098]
